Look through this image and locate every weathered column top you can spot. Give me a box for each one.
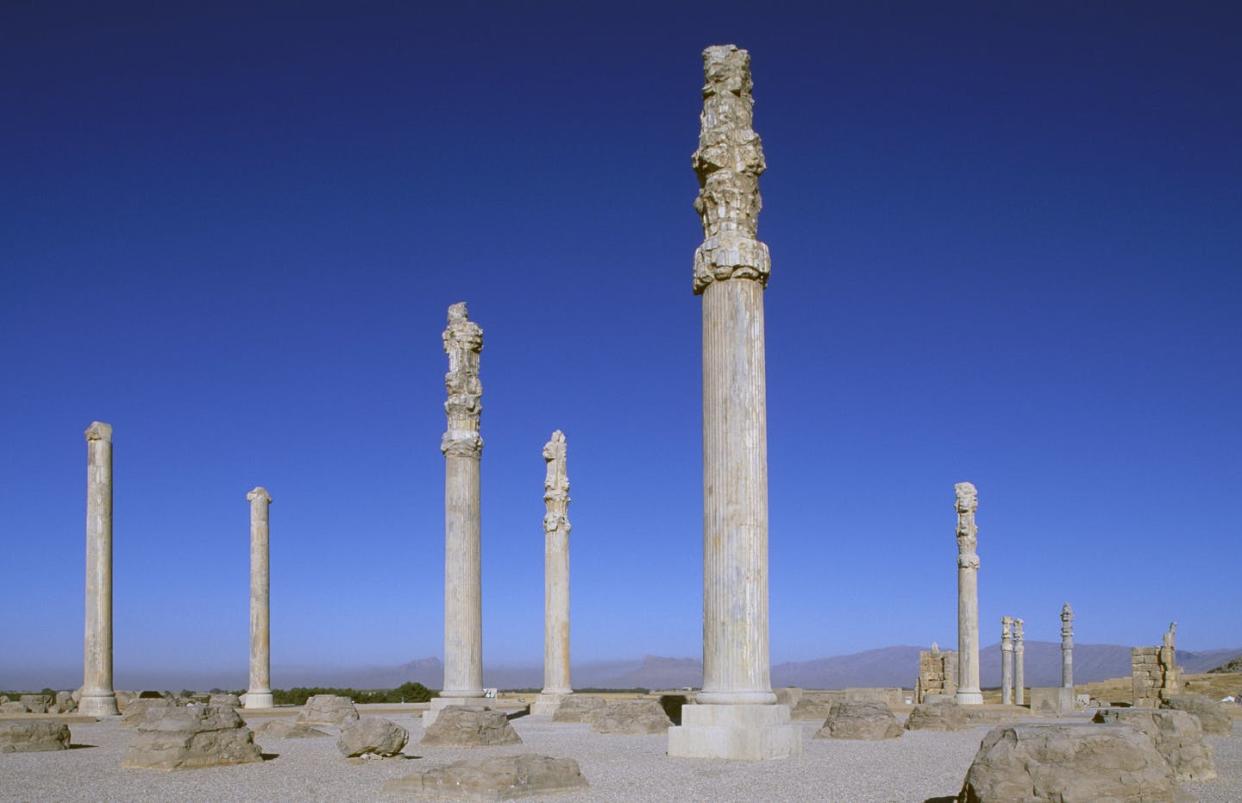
[692,44,770,294]
[1001,616,1013,641]
[954,481,979,568]
[542,430,571,533]
[85,421,113,442]
[1061,603,1074,633]
[441,302,484,458]
[247,486,272,504]
[1014,618,1024,643]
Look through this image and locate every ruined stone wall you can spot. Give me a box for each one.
[915,647,958,703]
[1131,645,1181,707]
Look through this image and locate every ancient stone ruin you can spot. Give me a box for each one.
[915,642,958,703]
[531,429,573,717]
[1133,622,1182,707]
[954,482,982,705]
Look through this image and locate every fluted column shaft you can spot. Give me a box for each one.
[954,482,982,704]
[1061,603,1074,689]
[81,421,118,716]
[1001,617,1014,705]
[1015,619,1025,705]
[245,487,273,708]
[698,278,774,705]
[443,454,483,696]
[543,524,571,694]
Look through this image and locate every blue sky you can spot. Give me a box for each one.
[2,2,1239,685]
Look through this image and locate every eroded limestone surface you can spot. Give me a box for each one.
[383,753,588,800]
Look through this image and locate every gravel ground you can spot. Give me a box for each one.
[2,713,1238,801]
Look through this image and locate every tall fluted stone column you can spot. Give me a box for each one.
[954,482,983,704]
[245,487,274,709]
[81,421,119,717]
[1060,603,1074,689]
[532,431,572,716]
[1014,618,1025,706]
[425,302,486,726]
[1000,616,1014,705]
[667,44,800,761]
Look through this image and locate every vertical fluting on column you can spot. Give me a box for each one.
[954,482,982,704]
[541,431,572,696]
[1014,618,1025,705]
[81,421,118,716]
[1061,603,1074,689]
[440,302,485,699]
[693,44,775,706]
[245,487,273,709]
[1001,616,1014,705]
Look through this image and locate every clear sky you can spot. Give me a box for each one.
[2,2,1239,685]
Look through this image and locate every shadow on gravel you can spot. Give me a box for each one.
[924,796,956,802]
[506,707,531,721]
[68,744,97,750]
[260,753,280,762]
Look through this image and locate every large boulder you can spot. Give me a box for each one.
[1162,693,1233,736]
[18,695,50,714]
[208,693,240,708]
[958,722,1179,802]
[816,701,902,740]
[1093,708,1216,781]
[420,707,521,747]
[54,691,77,714]
[121,704,263,770]
[791,692,842,721]
[587,700,672,734]
[383,754,588,799]
[0,721,71,753]
[337,717,408,757]
[0,702,28,714]
[114,691,135,713]
[906,701,968,732]
[252,719,330,739]
[122,698,175,726]
[297,694,359,726]
[550,695,607,723]
[774,687,803,709]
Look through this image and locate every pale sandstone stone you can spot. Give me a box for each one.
[587,700,672,735]
[337,717,408,757]
[1014,619,1025,706]
[667,42,798,762]
[122,698,175,726]
[18,695,50,714]
[916,642,958,703]
[954,482,982,705]
[121,704,262,770]
[1028,687,1073,715]
[790,692,844,721]
[245,487,274,709]
[81,421,119,717]
[383,753,588,800]
[905,701,969,731]
[551,695,607,724]
[0,721,71,753]
[419,707,521,747]
[957,722,1180,802]
[1000,617,1014,706]
[534,430,572,718]
[0,702,27,714]
[208,693,240,708]
[1163,693,1233,735]
[1061,602,1074,691]
[1093,707,1216,781]
[429,302,486,726]
[252,719,329,739]
[297,694,359,726]
[814,701,902,741]
[55,691,77,713]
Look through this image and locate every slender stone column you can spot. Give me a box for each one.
[426,302,485,725]
[81,421,119,717]
[1000,616,1014,705]
[532,431,572,716]
[1014,618,1025,706]
[954,482,983,704]
[1060,602,1074,689]
[245,487,274,709]
[668,44,800,760]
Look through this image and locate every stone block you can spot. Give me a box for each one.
[337,717,408,757]
[667,703,802,760]
[815,701,902,740]
[1093,708,1216,781]
[383,753,588,800]
[0,721,71,752]
[420,707,521,747]
[1028,687,1073,715]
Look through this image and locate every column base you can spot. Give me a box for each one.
[79,691,119,717]
[423,695,487,727]
[243,690,274,709]
[954,689,984,705]
[668,704,802,761]
[530,691,571,717]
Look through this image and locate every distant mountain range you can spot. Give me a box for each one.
[5,644,1239,692]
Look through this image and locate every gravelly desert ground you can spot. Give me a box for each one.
[2,711,1238,802]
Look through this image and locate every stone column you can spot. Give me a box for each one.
[1060,602,1074,689]
[425,302,486,726]
[668,45,800,760]
[244,487,274,709]
[1000,616,1014,705]
[532,431,572,716]
[954,482,982,704]
[1014,618,1025,706]
[81,421,119,717]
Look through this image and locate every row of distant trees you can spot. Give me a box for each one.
[3,682,437,706]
